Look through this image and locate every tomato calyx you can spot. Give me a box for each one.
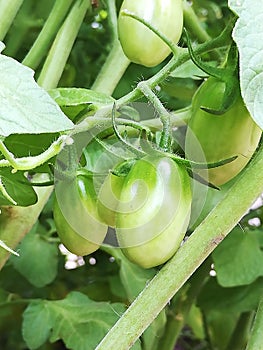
[185,30,240,115]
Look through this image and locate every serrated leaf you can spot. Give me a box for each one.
[0,54,73,136]
[22,292,126,350]
[22,300,52,349]
[229,0,263,130]
[49,88,114,107]
[11,224,58,287]
[0,168,37,206]
[212,228,263,287]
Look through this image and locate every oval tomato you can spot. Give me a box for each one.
[186,77,262,186]
[118,0,183,67]
[115,156,192,268]
[54,175,107,256]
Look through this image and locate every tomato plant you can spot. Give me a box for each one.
[0,1,263,350]
[118,0,183,67]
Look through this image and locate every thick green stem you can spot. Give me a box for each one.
[158,259,211,350]
[37,0,90,89]
[225,312,254,350]
[0,0,24,41]
[246,298,263,350]
[91,0,130,95]
[0,184,53,270]
[22,0,73,70]
[91,39,130,95]
[95,143,263,350]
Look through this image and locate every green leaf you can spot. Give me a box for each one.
[105,247,156,302]
[4,133,58,157]
[0,54,73,137]
[197,277,263,313]
[212,228,263,287]
[49,88,114,107]
[0,168,37,206]
[11,224,58,287]
[22,292,126,350]
[229,0,263,129]
[22,300,52,349]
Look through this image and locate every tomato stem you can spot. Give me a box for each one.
[0,0,24,41]
[137,82,171,152]
[91,39,131,96]
[37,0,90,89]
[225,311,254,350]
[158,258,211,350]
[0,136,69,171]
[22,0,74,70]
[111,104,145,158]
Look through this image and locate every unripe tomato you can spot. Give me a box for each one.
[185,77,262,186]
[118,0,183,67]
[97,173,125,227]
[115,156,192,268]
[53,175,107,256]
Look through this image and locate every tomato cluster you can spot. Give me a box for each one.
[54,155,192,268]
[53,0,262,269]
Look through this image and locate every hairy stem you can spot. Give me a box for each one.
[158,259,211,350]
[95,143,263,350]
[137,82,171,151]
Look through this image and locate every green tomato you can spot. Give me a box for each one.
[186,77,262,186]
[115,156,192,268]
[53,175,107,256]
[118,0,183,67]
[97,173,125,227]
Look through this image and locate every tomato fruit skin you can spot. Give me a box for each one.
[186,77,262,186]
[115,156,192,268]
[54,175,107,256]
[118,0,183,67]
[97,173,125,227]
